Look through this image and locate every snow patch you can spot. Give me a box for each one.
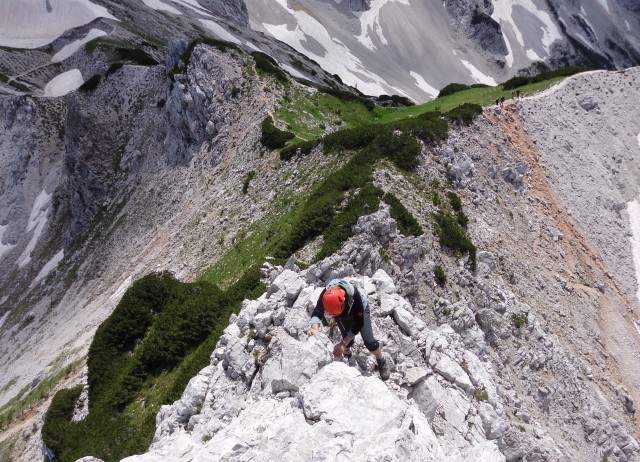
[33,250,64,284]
[459,59,497,86]
[637,132,640,150]
[281,63,306,80]
[44,69,84,97]
[199,20,242,44]
[261,8,395,97]
[0,311,9,330]
[170,0,212,17]
[17,189,52,268]
[491,0,561,67]
[140,0,182,15]
[628,197,640,304]
[110,276,133,302]
[51,29,107,63]
[410,71,439,99]
[0,224,15,261]
[355,0,410,51]
[0,0,117,49]
[595,0,610,13]
[27,190,52,233]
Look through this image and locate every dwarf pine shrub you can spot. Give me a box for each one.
[260,116,294,150]
[383,192,422,236]
[434,265,447,286]
[78,75,101,92]
[43,265,264,462]
[444,103,483,125]
[251,51,288,83]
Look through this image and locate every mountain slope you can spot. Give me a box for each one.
[248,0,640,101]
[0,0,639,459]
[27,66,640,462]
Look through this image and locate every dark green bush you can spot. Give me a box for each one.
[511,311,529,328]
[384,192,423,236]
[438,83,470,98]
[242,171,256,194]
[41,386,83,458]
[323,125,378,152]
[260,116,294,150]
[251,51,288,83]
[105,62,123,77]
[114,47,158,66]
[438,82,489,98]
[501,76,530,90]
[317,183,383,259]
[502,66,591,89]
[316,85,375,110]
[432,191,441,206]
[432,209,476,268]
[376,94,415,107]
[375,131,421,171]
[447,191,462,212]
[78,75,101,92]
[456,210,469,228]
[87,271,180,403]
[434,266,447,287]
[280,140,319,160]
[391,111,448,144]
[43,265,263,462]
[444,103,483,125]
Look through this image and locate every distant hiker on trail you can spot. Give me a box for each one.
[516,89,521,98]
[308,278,391,380]
[500,96,505,108]
[495,98,500,106]
[363,203,370,215]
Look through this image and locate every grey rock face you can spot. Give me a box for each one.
[122,264,512,462]
[341,0,371,12]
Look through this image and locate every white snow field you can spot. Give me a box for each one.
[33,249,65,284]
[491,0,562,67]
[410,71,439,99]
[355,0,410,51]
[110,275,133,302]
[259,0,398,98]
[199,20,242,44]
[17,189,52,268]
[0,0,116,49]
[51,28,107,63]
[44,69,84,97]
[629,197,640,304]
[0,224,15,261]
[140,0,182,15]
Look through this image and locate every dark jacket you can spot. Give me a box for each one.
[311,286,366,336]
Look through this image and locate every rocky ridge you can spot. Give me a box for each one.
[112,207,638,462]
[1,47,640,462]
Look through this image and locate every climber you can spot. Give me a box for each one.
[308,278,391,381]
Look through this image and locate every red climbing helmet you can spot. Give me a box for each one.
[323,287,345,316]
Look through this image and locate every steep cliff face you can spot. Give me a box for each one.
[248,0,640,101]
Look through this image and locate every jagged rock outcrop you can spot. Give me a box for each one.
[120,262,516,460]
[444,0,507,56]
[114,205,638,461]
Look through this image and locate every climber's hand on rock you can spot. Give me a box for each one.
[308,323,320,337]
